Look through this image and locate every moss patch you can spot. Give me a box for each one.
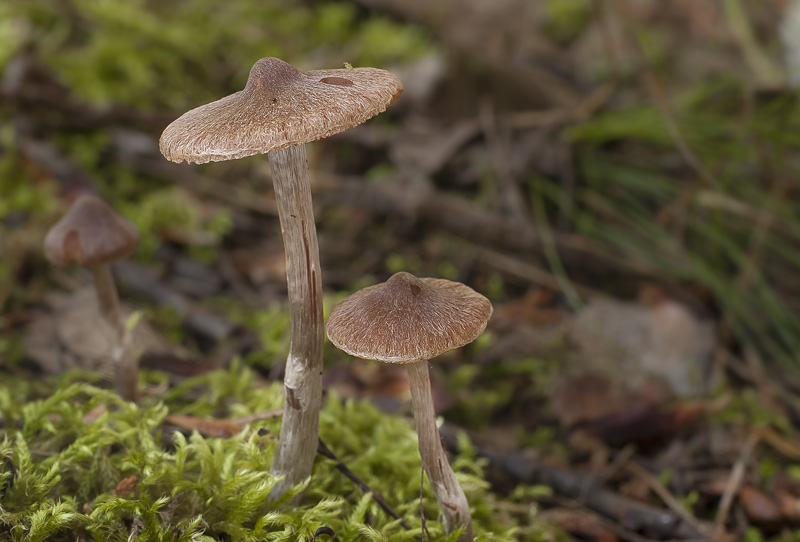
[0,364,560,541]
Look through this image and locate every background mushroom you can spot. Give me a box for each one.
[159,57,403,497]
[43,194,140,401]
[326,271,493,541]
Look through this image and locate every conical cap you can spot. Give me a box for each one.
[326,272,493,363]
[44,195,139,266]
[160,57,403,164]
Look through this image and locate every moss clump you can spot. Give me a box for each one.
[1,0,433,109]
[0,364,559,541]
[119,187,233,263]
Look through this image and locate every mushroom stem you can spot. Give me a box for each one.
[89,263,138,402]
[268,144,324,499]
[406,361,473,541]
[89,263,125,339]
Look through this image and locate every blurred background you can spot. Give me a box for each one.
[3,0,800,539]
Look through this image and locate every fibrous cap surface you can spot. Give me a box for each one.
[326,272,493,363]
[159,57,403,164]
[44,195,139,266]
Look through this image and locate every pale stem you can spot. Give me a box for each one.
[268,144,324,499]
[89,262,138,402]
[406,361,473,541]
[89,263,125,339]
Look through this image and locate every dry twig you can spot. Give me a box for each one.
[438,424,711,540]
[625,461,713,539]
[713,431,760,537]
[317,438,412,530]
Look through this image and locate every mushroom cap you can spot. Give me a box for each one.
[159,57,403,164]
[326,272,493,363]
[44,195,139,266]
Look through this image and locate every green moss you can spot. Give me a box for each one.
[385,254,423,276]
[146,305,185,346]
[0,127,59,221]
[4,0,433,109]
[712,386,792,434]
[118,187,232,262]
[544,0,591,44]
[0,362,561,541]
[0,335,24,367]
[226,305,291,370]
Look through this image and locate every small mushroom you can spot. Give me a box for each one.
[44,194,140,401]
[159,57,402,498]
[326,272,493,541]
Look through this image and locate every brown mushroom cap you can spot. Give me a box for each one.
[326,272,493,363]
[159,57,403,165]
[44,195,139,266]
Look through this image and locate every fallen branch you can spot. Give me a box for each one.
[438,424,711,540]
[624,461,713,539]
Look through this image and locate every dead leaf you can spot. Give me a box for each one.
[82,404,106,424]
[776,490,800,522]
[589,401,705,448]
[542,508,619,542]
[551,371,672,429]
[111,475,139,498]
[739,485,782,524]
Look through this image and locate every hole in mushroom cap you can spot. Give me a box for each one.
[320,76,354,87]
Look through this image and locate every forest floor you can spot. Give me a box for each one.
[2,1,800,541]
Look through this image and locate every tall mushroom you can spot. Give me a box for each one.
[159,57,403,497]
[326,271,493,541]
[44,194,140,401]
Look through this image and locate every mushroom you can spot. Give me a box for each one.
[158,57,403,497]
[326,271,493,540]
[44,194,140,401]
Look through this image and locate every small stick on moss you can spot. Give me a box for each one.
[317,438,411,530]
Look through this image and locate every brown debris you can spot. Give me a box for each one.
[164,415,245,439]
[542,509,619,542]
[111,475,140,499]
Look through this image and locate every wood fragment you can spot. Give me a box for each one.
[713,431,760,536]
[438,424,711,540]
[624,461,712,539]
